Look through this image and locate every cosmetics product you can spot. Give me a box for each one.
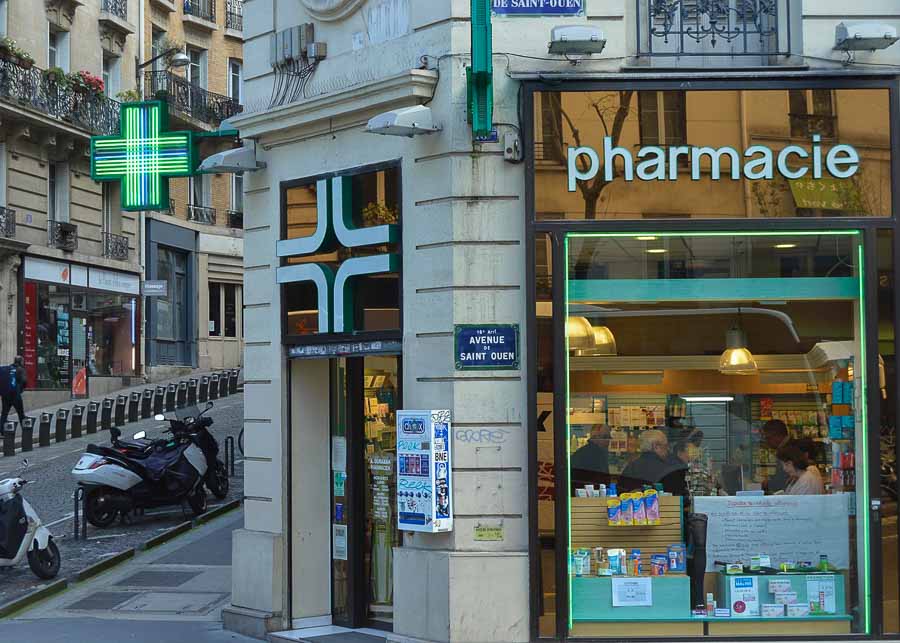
[714,608,731,618]
[630,549,642,576]
[706,593,716,616]
[650,554,668,576]
[644,489,661,525]
[668,544,686,572]
[633,492,647,525]
[607,497,621,526]
[787,604,810,617]
[620,493,634,526]
[762,604,785,618]
[726,563,743,574]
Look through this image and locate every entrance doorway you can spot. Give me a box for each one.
[330,355,401,630]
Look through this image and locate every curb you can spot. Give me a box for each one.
[140,521,193,550]
[74,548,136,582]
[193,498,241,526]
[0,579,68,619]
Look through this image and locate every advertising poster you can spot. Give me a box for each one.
[23,282,38,386]
[397,410,453,533]
[729,576,761,617]
[806,575,837,614]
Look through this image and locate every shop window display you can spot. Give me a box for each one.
[85,293,137,377]
[32,283,71,390]
[563,232,870,637]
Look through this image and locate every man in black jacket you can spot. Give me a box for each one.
[1,356,27,432]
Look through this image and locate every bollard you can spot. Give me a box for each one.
[218,372,229,398]
[199,376,210,403]
[38,412,52,447]
[128,392,141,423]
[86,401,99,434]
[228,369,239,395]
[209,374,220,400]
[153,386,165,415]
[71,405,84,438]
[141,389,153,418]
[21,417,34,451]
[55,409,69,443]
[165,383,177,412]
[187,379,198,406]
[224,435,235,477]
[115,395,128,426]
[176,381,187,408]
[2,422,15,457]
[101,399,114,431]
[73,486,87,541]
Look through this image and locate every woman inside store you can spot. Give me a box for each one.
[777,444,825,495]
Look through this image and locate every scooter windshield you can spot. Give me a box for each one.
[175,404,203,422]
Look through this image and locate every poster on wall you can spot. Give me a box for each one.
[23,282,38,386]
[397,409,453,533]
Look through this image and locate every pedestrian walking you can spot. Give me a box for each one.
[0,356,27,433]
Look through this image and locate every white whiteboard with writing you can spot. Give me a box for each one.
[693,495,850,572]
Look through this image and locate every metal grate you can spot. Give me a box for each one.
[145,71,242,126]
[0,206,14,238]
[187,204,216,225]
[226,209,243,229]
[114,571,200,587]
[48,221,78,251]
[103,231,129,260]
[225,0,243,30]
[67,591,138,611]
[183,0,215,23]
[101,0,127,20]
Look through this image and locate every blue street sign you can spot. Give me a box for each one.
[455,324,520,370]
[492,0,584,16]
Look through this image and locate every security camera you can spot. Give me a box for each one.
[366,105,442,137]
[834,22,899,51]
[548,25,606,56]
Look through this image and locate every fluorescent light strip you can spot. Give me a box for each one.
[681,396,735,402]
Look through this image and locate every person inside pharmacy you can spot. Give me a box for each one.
[777,444,825,495]
[570,423,611,491]
[762,419,792,494]
[621,429,680,492]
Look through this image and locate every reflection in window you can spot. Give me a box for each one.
[789,89,836,140]
[639,91,686,147]
[209,282,221,337]
[86,293,137,377]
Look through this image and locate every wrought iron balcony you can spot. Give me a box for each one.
[0,57,120,135]
[534,141,567,164]
[184,0,215,23]
[637,0,790,58]
[103,231,129,261]
[187,204,216,225]
[0,206,15,238]
[49,221,78,252]
[145,71,242,127]
[100,0,127,20]
[227,209,243,229]
[226,0,243,30]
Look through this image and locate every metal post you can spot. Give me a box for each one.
[86,401,99,434]
[115,395,128,426]
[199,376,209,402]
[224,435,235,477]
[21,417,34,451]
[209,374,220,400]
[176,381,187,408]
[73,487,87,540]
[101,399,114,431]
[38,412,52,447]
[187,378,198,406]
[128,392,141,422]
[228,369,238,395]
[141,389,153,418]
[165,383,176,412]
[2,422,15,457]
[71,405,84,438]
[153,386,165,415]
[55,408,69,443]
[218,372,228,398]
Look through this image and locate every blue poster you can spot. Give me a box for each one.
[455,324,519,370]
[492,0,584,15]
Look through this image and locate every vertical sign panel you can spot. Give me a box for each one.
[397,409,453,533]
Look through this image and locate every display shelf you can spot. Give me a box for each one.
[572,575,691,621]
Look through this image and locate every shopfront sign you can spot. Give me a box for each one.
[492,0,584,15]
[287,339,402,359]
[455,324,520,370]
[397,409,453,533]
[568,136,860,191]
[277,176,399,334]
[142,280,168,297]
[91,100,196,212]
[89,268,140,295]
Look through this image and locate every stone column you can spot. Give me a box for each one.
[0,253,21,364]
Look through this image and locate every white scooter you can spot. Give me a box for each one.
[0,460,61,579]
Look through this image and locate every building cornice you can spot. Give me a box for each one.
[232,69,439,145]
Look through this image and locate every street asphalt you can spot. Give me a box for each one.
[0,393,245,607]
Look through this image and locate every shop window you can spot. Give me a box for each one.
[563,231,870,638]
[28,282,71,390]
[224,284,237,337]
[639,91,687,147]
[86,293,137,377]
[208,282,221,337]
[533,88,892,220]
[156,247,187,341]
[537,92,565,163]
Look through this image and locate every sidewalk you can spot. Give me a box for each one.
[3,509,254,643]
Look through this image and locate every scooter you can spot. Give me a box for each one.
[72,412,210,528]
[0,460,61,579]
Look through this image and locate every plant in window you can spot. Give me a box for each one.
[0,38,34,68]
[42,66,68,87]
[67,70,104,95]
[361,202,399,226]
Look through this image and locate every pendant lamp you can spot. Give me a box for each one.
[566,316,595,351]
[719,326,758,375]
[592,325,617,356]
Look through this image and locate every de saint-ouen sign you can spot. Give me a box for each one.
[568,135,860,191]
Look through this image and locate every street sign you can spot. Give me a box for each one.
[492,0,584,16]
[455,324,520,370]
[142,280,168,297]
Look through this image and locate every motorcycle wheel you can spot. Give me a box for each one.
[188,486,208,516]
[209,461,229,500]
[27,538,60,580]
[85,489,118,528]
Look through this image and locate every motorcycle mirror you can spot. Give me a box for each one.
[133,431,147,440]
[206,401,214,410]
[154,414,166,421]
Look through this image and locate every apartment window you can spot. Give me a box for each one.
[789,89,836,140]
[48,163,69,223]
[48,28,69,72]
[189,175,209,207]
[208,282,221,336]
[102,183,122,234]
[0,0,8,37]
[228,59,242,103]
[187,48,206,88]
[0,142,6,206]
[639,91,687,147]
[232,174,243,212]
[151,29,166,73]
[102,55,120,98]
[224,284,237,337]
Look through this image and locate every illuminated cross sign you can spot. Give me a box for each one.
[91,101,195,212]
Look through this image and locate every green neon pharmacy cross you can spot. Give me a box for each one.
[91,101,195,212]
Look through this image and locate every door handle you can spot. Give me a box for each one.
[871,498,881,523]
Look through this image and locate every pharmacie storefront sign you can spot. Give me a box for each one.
[568,136,860,190]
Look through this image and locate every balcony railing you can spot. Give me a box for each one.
[103,231,129,261]
[0,57,120,135]
[145,71,242,126]
[184,0,215,23]
[0,206,15,238]
[534,141,567,164]
[187,204,216,225]
[49,221,78,252]
[226,0,243,30]
[100,0,128,20]
[637,0,789,58]
[227,209,243,229]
